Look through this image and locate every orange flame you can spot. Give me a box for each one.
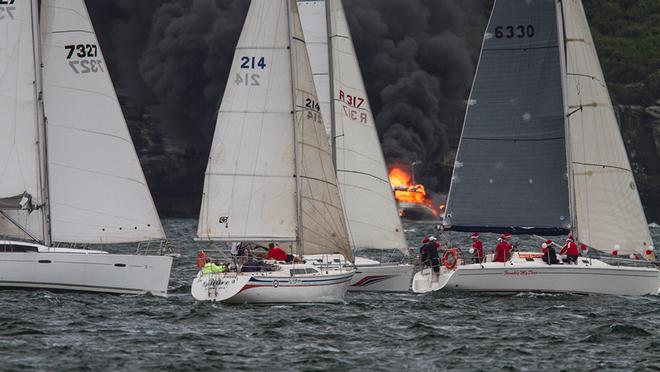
[388,167,438,215]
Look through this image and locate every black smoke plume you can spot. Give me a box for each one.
[86,0,483,215]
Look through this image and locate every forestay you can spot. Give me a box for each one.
[0,1,43,241]
[298,0,407,254]
[562,0,652,256]
[445,0,570,234]
[40,0,165,243]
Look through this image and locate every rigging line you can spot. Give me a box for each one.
[0,210,40,243]
[49,162,148,187]
[571,161,632,173]
[49,30,93,35]
[461,136,564,142]
[336,169,390,185]
[482,44,559,52]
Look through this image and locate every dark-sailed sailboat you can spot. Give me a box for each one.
[413,0,658,295]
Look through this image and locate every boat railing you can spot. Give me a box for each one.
[595,255,659,268]
[135,240,177,256]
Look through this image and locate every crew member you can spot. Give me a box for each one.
[266,243,288,261]
[426,236,441,272]
[420,237,430,265]
[541,240,559,265]
[203,258,225,274]
[471,232,484,263]
[560,234,579,264]
[493,235,511,263]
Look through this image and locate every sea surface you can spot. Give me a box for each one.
[1,219,659,371]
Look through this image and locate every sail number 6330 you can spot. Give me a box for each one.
[494,25,535,39]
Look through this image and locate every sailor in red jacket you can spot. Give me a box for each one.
[560,234,579,264]
[470,232,484,263]
[493,235,511,263]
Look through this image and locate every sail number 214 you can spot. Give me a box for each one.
[235,56,266,87]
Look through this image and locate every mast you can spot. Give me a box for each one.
[287,0,304,256]
[31,0,52,246]
[325,0,338,169]
[557,0,577,240]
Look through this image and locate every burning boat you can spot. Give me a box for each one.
[388,167,443,221]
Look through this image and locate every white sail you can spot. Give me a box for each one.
[297,0,331,136]
[292,0,352,259]
[299,0,407,254]
[0,1,43,240]
[562,0,652,256]
[198,0,351,260]
[40,0,165,244]
[197,0,298,242]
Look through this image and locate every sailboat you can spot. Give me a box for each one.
[0,0,172,296]
[413,0,659,296]
[190,0,355,304]
[297,0,414,292]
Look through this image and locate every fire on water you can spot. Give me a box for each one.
[388,167,444,216]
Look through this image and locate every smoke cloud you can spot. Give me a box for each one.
[86,0,483,213]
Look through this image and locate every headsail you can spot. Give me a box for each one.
[197,0,352,260]
[562,0,652,256]
[0,1,43,240]
[40,0,165,244]
[445,0,570,234]
[298,0,408,254]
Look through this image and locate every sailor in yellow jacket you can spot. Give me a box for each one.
[203,260,226,275]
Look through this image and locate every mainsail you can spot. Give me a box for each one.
[0,1,43,240]
[298,0,408,254]
[197,0,352,260]
[0,0,165,244]
[445,0,570,234]
[562,0,652,256]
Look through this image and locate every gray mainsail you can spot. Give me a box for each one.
[445,0,570,234]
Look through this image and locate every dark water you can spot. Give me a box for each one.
[1,219,659,371]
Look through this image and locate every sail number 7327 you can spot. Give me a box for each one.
[64,44,104,74]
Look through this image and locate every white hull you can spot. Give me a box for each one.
[191,263,354,304]
[0,243,172,297]
[349,262,414,292]
[305,254,414,292]
[415,253,659,296]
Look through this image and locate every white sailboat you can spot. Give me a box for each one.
[413,0,659,296]
[297,0,413,292]
[190,0,355,304]
[0,0,172,296]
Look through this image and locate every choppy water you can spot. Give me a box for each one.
[1,219,658,371]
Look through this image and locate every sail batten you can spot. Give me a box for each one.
[298,0,408,253]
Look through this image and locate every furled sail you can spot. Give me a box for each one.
[40,0,165,244]
[562,0,652,256]
[445,0,570,234]
[298,0,408,254]
[198,0,351,260]
[0,1,44,240]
